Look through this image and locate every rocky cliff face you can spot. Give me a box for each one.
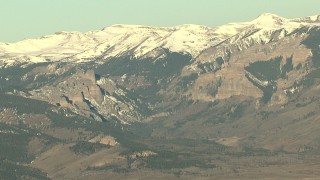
[27,69,144,123]
[190,26,316,105]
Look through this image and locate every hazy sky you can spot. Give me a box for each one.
[0,0,319,42]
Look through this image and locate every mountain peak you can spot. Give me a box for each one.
[175,24,209,31]
[309,15,320,21]
[252,13,286,27]
[299,15,320,22]
[257,13,282,18]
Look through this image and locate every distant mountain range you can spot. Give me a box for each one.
[2,13,320,179]
[1,13,319,65]
[1,13,320,123]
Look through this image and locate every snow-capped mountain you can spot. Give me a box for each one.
[1,13,319,67]
[1,13,320,124]
[4,12,320,180]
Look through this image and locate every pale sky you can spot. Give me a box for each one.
[0,0,319,42]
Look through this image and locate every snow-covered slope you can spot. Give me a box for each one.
[0,13,319,66]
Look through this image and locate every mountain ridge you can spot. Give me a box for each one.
[3,12,320,179]
[1,13,320,124]
[1,13,319,67]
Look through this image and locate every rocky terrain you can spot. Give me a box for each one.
[1,13,320,179]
